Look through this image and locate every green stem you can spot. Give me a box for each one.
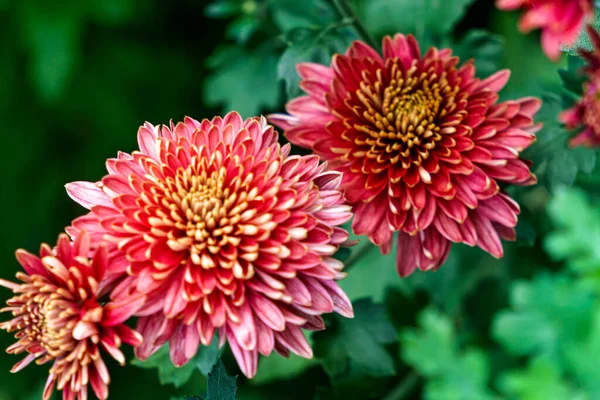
[331,0,380,51]
[343,238,372,270]
[316,17,356,42]
[382,372,420,400]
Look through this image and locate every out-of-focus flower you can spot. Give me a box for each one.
[496,0,594,61]
[66,112,354,378]
[561,26,600,147]
[269,34,541,277]
[0,232,143,400]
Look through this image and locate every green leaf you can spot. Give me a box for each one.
[195,339,222,376]
[205,0,242,18]
[206,359,238,400]
[401,309,497,400]
[313,299,396,378]
[278,26,357,99]
[525,94,597,190]
[401,309,456,376]
[545,187,600,276]
[558,56,586,95]
[449,30,505,78]
[405,246,504,316]
[492,274,595,358]
[21,3,83,103]
[204,44,280,117]
[498,357,580,400]
[363,0,476,46]
[251,353,318,385]
[425,349,496,400]
[269,0,337,32]
[225,15,260,44]
[564,309,600,398]
[133,338,220,388]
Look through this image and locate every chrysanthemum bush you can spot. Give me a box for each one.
[2,1,600,399]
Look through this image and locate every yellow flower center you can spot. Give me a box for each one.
[352,60,461,169]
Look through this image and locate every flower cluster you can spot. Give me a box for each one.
[270,34,540,276]
[1,25,545,400]
[496,0,594,60]
[561,26,600,147]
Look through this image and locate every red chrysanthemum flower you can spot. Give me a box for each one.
[496,0,594,61]
[269,34,541,277]
[0,231,143,400]
[65,113,354,378]
[560,26,600,147]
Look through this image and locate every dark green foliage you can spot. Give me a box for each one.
[203,44,281,117]
[361,0,476,46]
[401,309,498,400]
[449,30,505,78]
[205,360,238,400]
[133,338,220,388]
[525,94,596,190]
[313,299,397,378]
[278,26,357,99]
[173,360,237,400]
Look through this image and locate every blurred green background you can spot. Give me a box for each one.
[1,0,598,399]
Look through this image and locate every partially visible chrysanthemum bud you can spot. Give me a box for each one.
[65,113,354,378]
[270,34,541,277]
[497,0,594,61]
[0,231,144,400]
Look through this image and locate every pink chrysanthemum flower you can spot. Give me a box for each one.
[65,112,354,378]
[497,0,594,61]
[0,231,143,400]
[269,34,541,277]
[560,26,600,147]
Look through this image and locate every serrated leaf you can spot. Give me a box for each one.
[278,26,357,99]
[545,187,600,277]
[313,299,396,378]
[401,309,497,400]
[498,357,580,400]
[449,30,505,78]
[251,353,317,385]
[204,44,280,117]
[425,349,496,400]
[363,0,476,46]
[225,15,260,43]
[206,360,237,400]
[558,56,586,95]
[401,309,456,376]
[269,0,337,32]
[525,94,597,190]
[133,338,220,388]
[405,246,504,316]
[492,274,595,358]
[564,309,600,398]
